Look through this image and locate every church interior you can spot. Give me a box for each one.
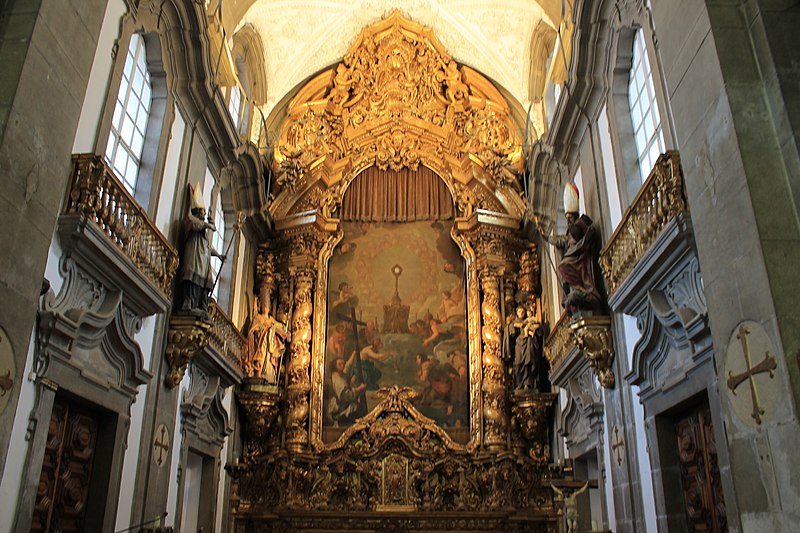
[0,0,799,531]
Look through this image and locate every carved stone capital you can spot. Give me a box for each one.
[165,315,211,388]
[569,316,615,389]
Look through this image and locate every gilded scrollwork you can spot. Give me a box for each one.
[230,385,557,527]
[269,12,526,220]
[164,315,210,388]
[570,316,616,389]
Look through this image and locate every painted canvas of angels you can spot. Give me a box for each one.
[322,220,469,442]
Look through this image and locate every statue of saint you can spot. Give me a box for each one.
[504,306,542,392]
[180,184,225,316]
[540,183,601,316]
[245,297,290,382]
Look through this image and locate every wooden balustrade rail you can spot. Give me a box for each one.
[209,300,246,371]
[544,311,574,371]
[64,154,179,296]
[600,151,687,297]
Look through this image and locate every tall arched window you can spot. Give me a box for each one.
[627,30,664,182]
[104,34,152,194]
[210,192,226,300]
[228,86,242,129]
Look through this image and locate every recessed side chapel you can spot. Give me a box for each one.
[0,0,799,532]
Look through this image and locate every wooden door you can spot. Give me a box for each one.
[674,403,727,532]
[31,397,100,532]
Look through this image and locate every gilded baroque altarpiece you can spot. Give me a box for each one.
[230,12,559,531]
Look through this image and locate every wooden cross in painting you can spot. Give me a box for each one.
[727,325,777,425]
[336,306,368,416]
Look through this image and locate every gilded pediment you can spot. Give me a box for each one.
[269,11,527,220]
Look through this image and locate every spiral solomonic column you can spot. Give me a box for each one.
[284,268,315,451]
[480,269,507,449]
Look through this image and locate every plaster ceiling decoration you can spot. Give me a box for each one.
[234,0,558,117]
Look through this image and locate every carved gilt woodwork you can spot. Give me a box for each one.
[230,13,559,529]
[570,316,616,389]
[64,154,178,296]
[229,386,557,529]
[268,12,526,221]
[600,151,686,296]
[237,379,282,463]
[512,392,558,465]
[165,315,211,388]
[544,312,575,373]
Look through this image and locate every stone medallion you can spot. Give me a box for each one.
[724,321,779,427]
[0,326,15,416]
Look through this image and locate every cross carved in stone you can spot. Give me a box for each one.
[727,325,777,425]
[153,425,170,467]
[610,425,625,466]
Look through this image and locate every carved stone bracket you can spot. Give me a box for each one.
[569,316,615,389]
[236,378,282,463]
[165,314,211,388]
[511,392,558,465]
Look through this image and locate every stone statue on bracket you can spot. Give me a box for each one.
[504,305,543,392]
[179,184,226,317]
[540,184,601,316]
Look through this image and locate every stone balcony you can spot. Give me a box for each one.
[165,301,245,389]
[60,153,178,316]
[599,150,687,302]
[597,150,710,400]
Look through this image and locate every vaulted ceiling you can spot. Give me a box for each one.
[220,0,569,118]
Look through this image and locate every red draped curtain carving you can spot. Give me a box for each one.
[341,165,454,222]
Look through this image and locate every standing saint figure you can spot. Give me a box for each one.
[503,306,541,391]
[245,297,290,383]
[180,184,226,316]
[540,183,601,316]
[328,351,367,425]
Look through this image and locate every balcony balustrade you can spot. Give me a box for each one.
[599,151,686,297]
[63,154,178,297]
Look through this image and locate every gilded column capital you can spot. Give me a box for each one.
[164,315,211,388]
[570,315,615,388]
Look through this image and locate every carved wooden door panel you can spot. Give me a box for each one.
[674,403,727,532]
[31,397,99,532]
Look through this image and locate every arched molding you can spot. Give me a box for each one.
[132,0,270,231]
[231,23,269,105]
[94,10,176,215]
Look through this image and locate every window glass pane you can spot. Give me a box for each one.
[141,83,151,107]
[121,113,134,143]
[635,125,646,151]
[112,101,123,128]
[114,150,128,176]
[123,50,135,80]
[136,104,148,132]
[133,68,144,97]
[131,130,144,156]
[628,29,664,182]
[105,132,116,161]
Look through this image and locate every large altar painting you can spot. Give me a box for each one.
[323,220,468,441]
